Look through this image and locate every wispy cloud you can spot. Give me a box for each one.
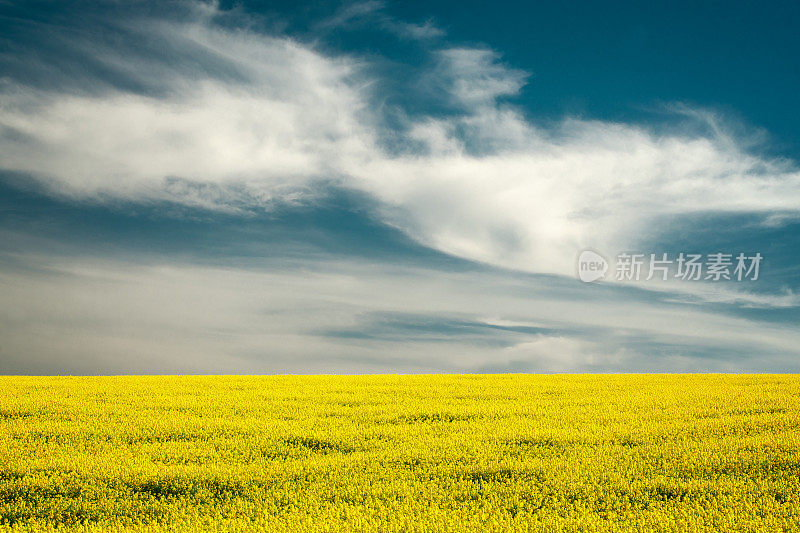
[385,19,444,40]
[314,1,385,31]
[2,251,798,374]
[0,0,798,373]
[2,1,797,280]
[314,1,444,40]
[434,48,528,106]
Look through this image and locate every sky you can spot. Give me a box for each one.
[0,0,799,374]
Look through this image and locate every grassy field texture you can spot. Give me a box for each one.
[0,375,798,531]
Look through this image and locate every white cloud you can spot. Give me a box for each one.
[498,336,629,372]
[385,19,445,41]
[315,1,445,41]
[609,276,800,309]
[2,252,798,373]
[348,115,800,274]
[0,17,375,204]
[314,1,385,31]
[433,48,529,106]
[1,1,799,282]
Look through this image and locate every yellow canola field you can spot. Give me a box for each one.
[0,375,798,532]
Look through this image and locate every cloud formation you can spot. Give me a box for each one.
[1,1,799,278]
[0,1,799,374]
[2,252,798,374]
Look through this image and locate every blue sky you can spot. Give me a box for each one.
[0,0,799,374]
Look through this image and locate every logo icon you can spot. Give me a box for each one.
[577,250,608,283]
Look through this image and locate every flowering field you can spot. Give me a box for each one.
[0,375,798,531]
